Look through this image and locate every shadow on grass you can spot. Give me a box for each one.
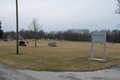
[11,53,24,55]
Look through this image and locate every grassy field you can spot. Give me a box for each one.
[0,40,120,72]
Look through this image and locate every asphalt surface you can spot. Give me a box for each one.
[0,63,120,80]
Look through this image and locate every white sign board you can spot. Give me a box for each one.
[92,32,106,44]
[91,32,106,60]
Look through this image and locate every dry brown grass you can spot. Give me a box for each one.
[0,40,120,72]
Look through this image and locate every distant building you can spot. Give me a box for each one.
[7,34,23,40]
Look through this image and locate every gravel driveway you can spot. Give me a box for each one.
[0,63,120,80]
[0,63,37,80]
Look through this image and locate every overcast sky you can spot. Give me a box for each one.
[0,0,120,32]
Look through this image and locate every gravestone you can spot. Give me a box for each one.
[48,42,56,47]
[41,37,44,40]
[19,41,26,46]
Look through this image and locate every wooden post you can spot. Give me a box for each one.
[16,0,19,54]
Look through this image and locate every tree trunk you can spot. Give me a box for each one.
[35,31,37,47]
[35,39,37,47]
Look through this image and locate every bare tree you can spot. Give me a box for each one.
[115,0,120,14]
[28,18,42,47]
[115,0,120,27]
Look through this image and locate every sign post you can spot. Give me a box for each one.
[91,32,106,61]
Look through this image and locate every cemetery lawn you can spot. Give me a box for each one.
[0,40,120,72]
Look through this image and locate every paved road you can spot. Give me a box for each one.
[0,63,120,80]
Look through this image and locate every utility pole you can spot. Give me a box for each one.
[16,0,19,54]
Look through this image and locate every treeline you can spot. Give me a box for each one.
[2,29,120,43]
